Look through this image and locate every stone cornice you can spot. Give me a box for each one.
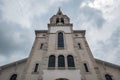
[73,30,86,36]
[95,58,120,69]
[35,30,48,36]
[35,29,86,36]
[48,24,73,27]
[0,58,119,70]
[0,58,27,70]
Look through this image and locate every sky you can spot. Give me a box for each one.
[0,0,120,66]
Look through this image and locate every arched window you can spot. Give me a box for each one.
[105,74,112,80]
[56,18,59,24]
[10,74,17,80]
[58,55,65,67]
[67,55,75,67]
[48,55,55,67]
[61,18,64,24]
[58,32,64,48]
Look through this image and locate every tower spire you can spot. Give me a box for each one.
[49,8,71,25]
[57,7,63,15]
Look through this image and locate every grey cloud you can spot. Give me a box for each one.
[0,1,3,20]
[0,2,34,65]
[79,6,105,28]
[94,27,120,65]
[0,21,34,66]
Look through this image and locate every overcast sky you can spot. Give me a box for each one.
[0,0,120,66]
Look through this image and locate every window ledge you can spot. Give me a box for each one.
[68,67,76,70]
[58,47,64,50]
[84,72,91,74]
[58,67,65,70]
[48,67,55,70]
[31,72,39,74]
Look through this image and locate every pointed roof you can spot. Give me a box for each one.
[49,8,72,26]
[57,8,63,15]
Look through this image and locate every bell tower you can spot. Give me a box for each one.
[21,9,101,80]
[49,8,70,25]
[48,8,72,26]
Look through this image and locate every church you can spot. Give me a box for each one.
[0,9,120,80]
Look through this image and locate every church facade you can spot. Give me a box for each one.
[0,9,120,80]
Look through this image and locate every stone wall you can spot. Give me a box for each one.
[0,59,27,80]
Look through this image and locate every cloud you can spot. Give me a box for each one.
[73,0,120,65]
[0,21,34,65]
[0,0,51,28]
[79,5,105,28]
[50,0,70,6]
[94,27,120,65]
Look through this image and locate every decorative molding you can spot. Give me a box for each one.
[0,58,27,70]
[95,59,120,69]
[48,24,73,27]
[0,58,119,71]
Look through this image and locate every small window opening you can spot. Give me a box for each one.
[84,63,89,72]
[78,43,81,49]
[43,34,46,36]
[40,43,43,49]
[34,63,39,72]
[58,12,62,15]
